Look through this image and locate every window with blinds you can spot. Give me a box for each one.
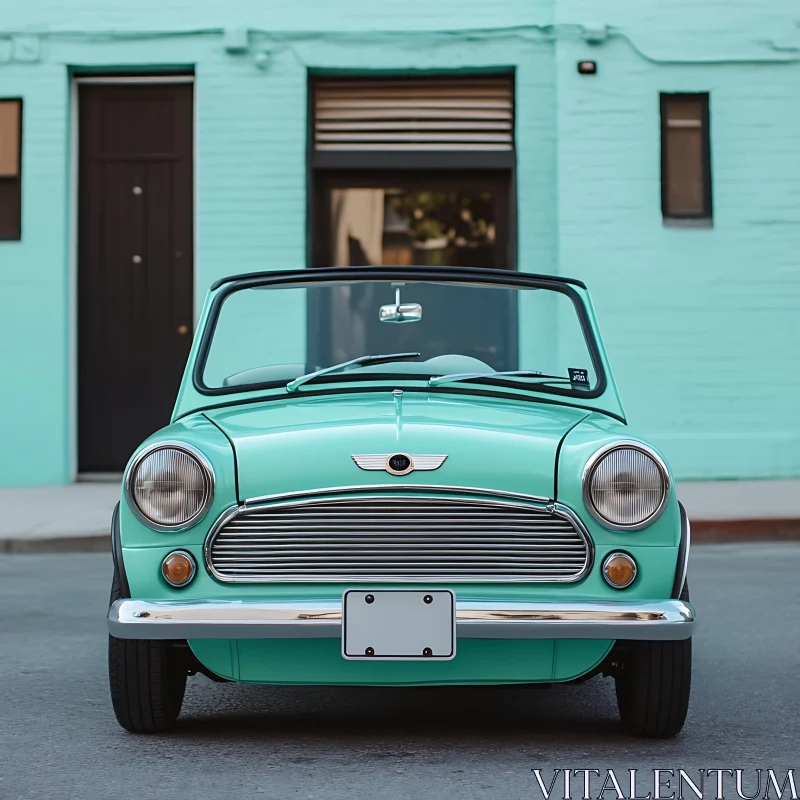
[660,93,712,221]
[313,77,514,152]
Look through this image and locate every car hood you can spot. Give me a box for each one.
[203,391,589,502]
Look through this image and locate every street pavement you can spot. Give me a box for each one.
[1,545,798,800]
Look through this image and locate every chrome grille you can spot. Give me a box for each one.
[207,493,591,583]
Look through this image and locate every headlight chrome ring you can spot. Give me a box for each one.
[124,441,215,532]
[582,441,670,531]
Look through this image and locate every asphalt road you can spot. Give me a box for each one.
[1,545,798,800]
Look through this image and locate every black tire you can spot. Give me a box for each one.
[108,568,187,733]
[614,581,692,738]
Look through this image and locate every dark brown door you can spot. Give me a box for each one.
[78,83,193,472]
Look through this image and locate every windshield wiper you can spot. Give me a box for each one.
[428,371,573,388]
[286,352,421,393]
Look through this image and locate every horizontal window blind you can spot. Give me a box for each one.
[314,77,514,151]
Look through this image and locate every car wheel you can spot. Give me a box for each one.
[614,581,692,738]
[108,568,188,733]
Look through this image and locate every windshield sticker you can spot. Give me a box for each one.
[568,368,589,387]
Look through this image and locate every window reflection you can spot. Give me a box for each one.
[326,186,502,363]
[320,281,513,369]
[329,187,497,268]
[203,280,598,395]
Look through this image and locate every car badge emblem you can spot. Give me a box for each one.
[351,454,448,476]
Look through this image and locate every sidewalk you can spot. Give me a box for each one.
[0,479,798,553]
[678,479,800,542]
[0,482,120,553]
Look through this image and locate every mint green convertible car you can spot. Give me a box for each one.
[108,266,693,737]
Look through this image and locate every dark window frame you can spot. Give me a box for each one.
[660,92,712,222]
[307,71,517,172]
[307,71,518,269]
[311,169,514,269]
[0,97,23,241]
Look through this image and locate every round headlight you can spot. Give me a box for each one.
[583,443,669,530]
[126,443,214,531]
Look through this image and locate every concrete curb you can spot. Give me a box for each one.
[2,521,799,554]
[0,534,110,554]
[692,519,800,543]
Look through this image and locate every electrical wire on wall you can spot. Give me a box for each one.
[1,24,799,67]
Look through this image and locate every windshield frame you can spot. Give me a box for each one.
[191,266,609,401]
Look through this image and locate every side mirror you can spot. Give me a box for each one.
[379,303,422,324]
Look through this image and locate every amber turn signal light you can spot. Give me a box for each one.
[162,551,196,587]
[602,552,637,589]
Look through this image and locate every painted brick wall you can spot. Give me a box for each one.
[0,0,798,485]
[2,0,553,32]
[554,4,800,478]
[0,3,557,486]
[0,60,72,486]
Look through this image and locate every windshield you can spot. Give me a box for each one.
[199,276,603,398]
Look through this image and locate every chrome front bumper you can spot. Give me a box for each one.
[108,598,695,641]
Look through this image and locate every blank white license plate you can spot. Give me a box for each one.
[342,590,456,660]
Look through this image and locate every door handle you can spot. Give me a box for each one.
[177,325,189,336]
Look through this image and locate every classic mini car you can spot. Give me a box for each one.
[108,266,694,737]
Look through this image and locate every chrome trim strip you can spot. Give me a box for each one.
[243,484,551,507]
[581,441,672,532]
[552,501,595,575]
[108,598,695,641]
[676,505,691,598]
[203,491,594,584]
[124,441,216,533]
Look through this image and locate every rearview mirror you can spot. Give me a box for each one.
[379,302,423,324]
[379,285,422,324]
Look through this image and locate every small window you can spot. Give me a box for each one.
[0,99,22,240]
[660,93,711,222]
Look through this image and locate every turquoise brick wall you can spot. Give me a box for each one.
[553,3,800,480]
[0,1,798,486]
